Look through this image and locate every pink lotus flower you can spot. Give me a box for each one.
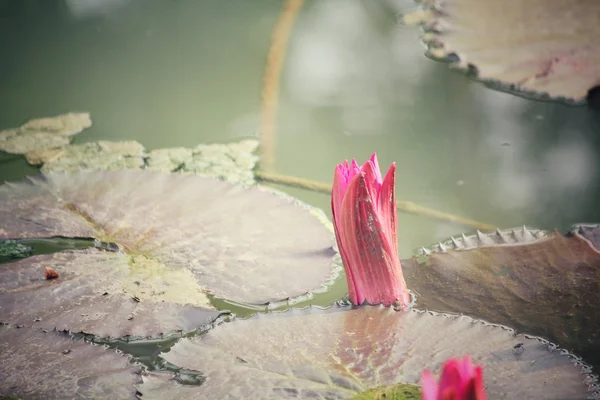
[421,356,487,400]
[331,153,410,307]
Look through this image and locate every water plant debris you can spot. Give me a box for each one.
[0,112,91,155]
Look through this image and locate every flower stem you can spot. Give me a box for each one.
[255,171,496,231]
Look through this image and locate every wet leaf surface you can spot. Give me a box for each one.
[0,113,91,155]
[0,324,142,399]
[402,225,600,368]
[0,171,337,337]
[0,249,221,338]
[139,306,596,399]
[409,0,600,102]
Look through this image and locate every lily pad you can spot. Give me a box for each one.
[402,225,600,368]
[137,306,596,399]
[408,0,600,102]
[0,171,337,336]
[0,324,142,399]
[0,113,91,155]
[0,249,221,338]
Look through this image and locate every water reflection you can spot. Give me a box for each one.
[0,0,599,257]
[277,0,600,254]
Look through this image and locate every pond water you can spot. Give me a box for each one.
[2,1,600,396]
[2,0,600,258]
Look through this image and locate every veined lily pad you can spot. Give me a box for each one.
[403,225,600,368]
[0,113,91,155]
[138,306,596,399]
[0,171,337,336]
[0,249,221,338]
[0,324,141,399]
[408,0,600,102]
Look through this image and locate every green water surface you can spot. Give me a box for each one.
[1,0,600,388]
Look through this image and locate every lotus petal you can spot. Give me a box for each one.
[0,324,141,399]
[0,171,337,337]
[403,225,600,368]
[137,306,596,399]
[409,0,600,102]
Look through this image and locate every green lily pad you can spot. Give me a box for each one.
[0,171,337,336]
[0,113,91,155]
[0,324,141,399]
[137,306,596,399]
[402,225,600,368]
[407,0,600,102]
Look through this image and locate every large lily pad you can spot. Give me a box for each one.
[0,324,142,399]
[0,171,337,336]
[0,113,91,155]
[402,225,600,368]
[137,306,596,399]
[408,0,600,102]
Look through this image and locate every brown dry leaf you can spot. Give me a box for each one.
[44,266,59,279]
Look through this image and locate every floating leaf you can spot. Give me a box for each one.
[409,0,600,102]
[138,306,596,399]
[0,249,221,338]
[0,113,91,155]
[0,171,337,336]
[403,225,600,368]
[0,324,141,399]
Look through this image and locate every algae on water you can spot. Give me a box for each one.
[0,113,91,156]
[33,137,260,186]
[0,240,33,259]
[352,383,421,400]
